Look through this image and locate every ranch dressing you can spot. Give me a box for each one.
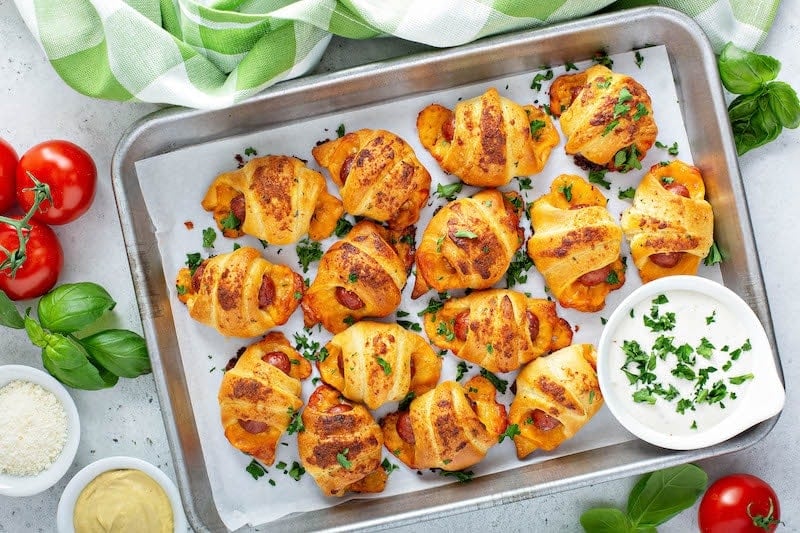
[607,289,753,436]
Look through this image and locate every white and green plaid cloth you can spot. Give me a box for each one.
[13,0,780,109]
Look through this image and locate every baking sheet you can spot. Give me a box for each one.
[133,45,722,529]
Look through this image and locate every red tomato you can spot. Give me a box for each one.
[699,474,781,533]
[17,140,96,225]
[0,216,63,300]
[0,138,18,213]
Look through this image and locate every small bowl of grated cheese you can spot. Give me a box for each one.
[0,364,80,497]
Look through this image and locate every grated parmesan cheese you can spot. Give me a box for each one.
[0,379,68,477]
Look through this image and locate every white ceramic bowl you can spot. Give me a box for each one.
[56,456,187,533]
[0,365,81,497]
[597,276,785,450]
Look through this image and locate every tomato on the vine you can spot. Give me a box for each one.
[0,138,18,214]
[699,474,782,533]
[0,216,63,300]
[17,140,96,225]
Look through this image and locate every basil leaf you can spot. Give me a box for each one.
[718,43,780,95]
[24,315,49,348]
[79,329,151,378]
[0,290,24,329]
[728,92,760,122]
[764,81,800,128]
[580,508,634,533]
[626,464,707,527]
[37,282,116,333]
[39,328,116,390]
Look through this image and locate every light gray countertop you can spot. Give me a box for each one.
[1,1,797,531]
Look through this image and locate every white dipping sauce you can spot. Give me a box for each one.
[607,289,754,436]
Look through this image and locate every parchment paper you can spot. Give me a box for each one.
[134,46,723,530]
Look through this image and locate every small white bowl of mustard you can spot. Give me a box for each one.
[56,456,186,533]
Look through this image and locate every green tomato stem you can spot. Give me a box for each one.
[0,173,52,277]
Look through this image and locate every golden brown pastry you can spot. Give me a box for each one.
[380,376,507,471]
[175,246,304,337]
[412,189,523,299]
[301,221,408,333]
[298,385,387,497]
[508,344,603,458]
[550,65,657,171]
[218,332,312,465]
[201,155,343,244]
[526,175,625,312]
[417,87,559,187]
[621,160,714,282]
[423,289,573,373]
[312,129,431,230]
[318,321,442,410]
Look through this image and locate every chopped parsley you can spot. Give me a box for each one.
[397,319,422,332]
[498,423,521,443]
[530,69,554,91]
[480,368,508,394]
[293,331,326,362]
[437,320,456,341]
[456,361,471,381]
[529,119,546,140]
[336,449,352,469]
[517,177,533,191]
[438,469,474,483]
[565,61,578,71]
[606,270,620,285]
[602,119,620,136]
[244,146,257,157]
[506,249,535,288]
[202,227,217,248]
[176,284,187,295]
[588,169,611,189]
[288,461,305,481]
[382,458,399,474]
[286,407,304,434]
[592,49,613,69]
[560,183,573,202]
[453,230,478,239]
[376,357,392,375]
[348,272,358,283]
[221,212,241,231]
[296,238,323,273]
[633,102,649,120]
[729,373,754,385]
[656,140,679,156]
[246,459,267,480]
[398,391,416,411]
[613,145,642,172]
[417,296,446,317]
[704,241,724,266]
[185,252,203,276]
[635,50,644,68]
[334,216,353,237]
[436,182,462,201]
[618,187,636,200]
[336,124,346,138]
[705,311,717,325]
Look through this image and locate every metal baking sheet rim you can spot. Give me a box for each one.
[111,6,783,532]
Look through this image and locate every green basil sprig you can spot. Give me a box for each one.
[37,282,116,333]
[580,464,707,532]
[1,282,151,391]
[78,329,150,378]
[718,43,800,155]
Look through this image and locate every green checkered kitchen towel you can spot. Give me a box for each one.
[13,0,780,109]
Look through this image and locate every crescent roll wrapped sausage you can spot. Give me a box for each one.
[312,129,431,230]
[412,189,524,299]
[201,155,343,244]
[318,321,441,410]
[423,289,573,373]
[298,385,387,497]
[526,175,625,312]
[620,161,714,282]
[508,344,603,458]
[550,65,657,171]
[380,376,507,471]
[417,87,559,187]
[218,332,311,465]
[301,221,408,333]
[175,246,304,337]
